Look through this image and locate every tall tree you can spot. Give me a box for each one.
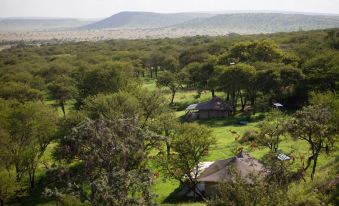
[287,105,338,180]
[183,57,217,97]
[0,100,58,188]
[217,63,256,112]
[156,71,184,105]
[255,109,288,152]
[159,123,215,199]
[48,76,78,116]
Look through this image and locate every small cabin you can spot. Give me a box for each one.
[185,97,233,121]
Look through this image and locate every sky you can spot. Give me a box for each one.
[1,0,339,18]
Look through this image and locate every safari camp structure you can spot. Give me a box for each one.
[185,97,233,121]
[180,151,265,197]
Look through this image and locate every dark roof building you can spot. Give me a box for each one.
[185,97,233,120]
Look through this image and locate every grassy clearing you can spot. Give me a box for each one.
[12,83,338,206]
[152,88,339,206]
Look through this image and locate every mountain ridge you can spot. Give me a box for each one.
[81,11,339,34]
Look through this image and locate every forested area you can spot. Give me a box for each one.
[0,29,338,206]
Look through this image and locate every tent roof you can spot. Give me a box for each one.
[186,97,232,111]
[273,103,283,107]
[197,151,265,182]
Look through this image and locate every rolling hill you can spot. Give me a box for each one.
[81,11,214,29]
[174,13,339,33]
[82,12,339,34]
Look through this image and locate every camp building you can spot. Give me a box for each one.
[179,151,265,197]
[185,97,233,120]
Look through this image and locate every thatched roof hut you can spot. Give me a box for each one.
[197,151,265,196]
[180,151,265,197]
[198,151,265,183]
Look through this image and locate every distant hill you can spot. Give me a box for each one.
[81,11,214,29]
[82,12,339,34]
[0,18,98,31]
[174,13,339,33]
[1,12,339,40]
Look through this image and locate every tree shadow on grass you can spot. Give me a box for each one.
[188,113,266,128]
[162,186,204,205]
[9,184,54,206]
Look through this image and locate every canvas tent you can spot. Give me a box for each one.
[181,151,265,197]
[185,97,233,120]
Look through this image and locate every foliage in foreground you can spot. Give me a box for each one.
[48,118,159,206]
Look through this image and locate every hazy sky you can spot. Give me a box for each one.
[1,0,339,18]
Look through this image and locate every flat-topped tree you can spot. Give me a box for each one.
[156,71,185,105]
[48,76,78,116]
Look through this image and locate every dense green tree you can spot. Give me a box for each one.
[159,123,215,199]
[160,56,180,72]
[83,92,141,120]
[0,100,58,188]
[255,109,288,152]
[54,118,158,206]
[183,58,217,97]
[179,47,210,67]
[78,61,135,100]
[48,76,78,116]
[0,82,43,102]
[148,112,178,158]
[156,71,184,105]
[279,66,304,101]
[303,51,339,92]
[217,63,256,112]
[309,91,339,123]
[227,39,286,63]
[287,105,338,179]
[135,89,168,128]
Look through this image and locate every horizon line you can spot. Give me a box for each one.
[1,9,339,19]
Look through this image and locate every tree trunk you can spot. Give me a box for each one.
[311,155,318,180]
[166,140,171,159]
[231,91,236,114]
[211,89,215,98]
[29,168,35,189]
[251,96,256,114]
[239,91,246,112]
[0,199,4,206]
[61,102,66,116]
[150,67,153,78]
[170,90,176,105]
